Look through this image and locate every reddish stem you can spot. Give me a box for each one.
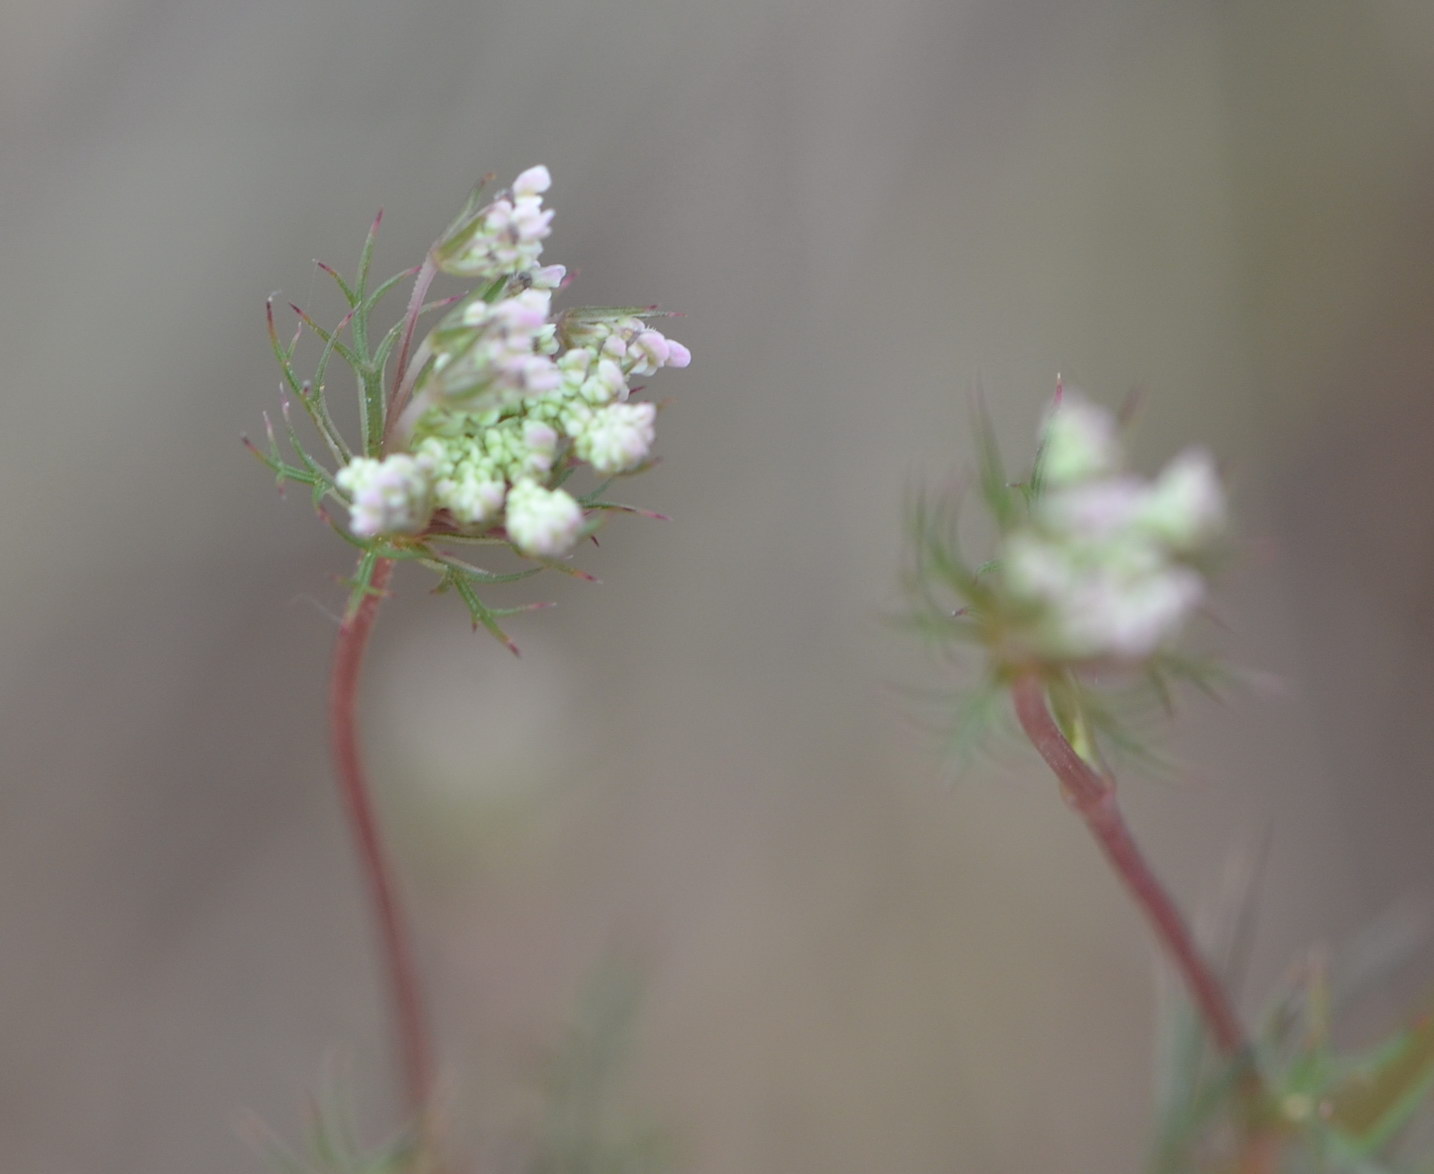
[1011,672,1278,1172]
[386,256,438,438]
[329,557,435,1122]
[1010,672,1249,1057]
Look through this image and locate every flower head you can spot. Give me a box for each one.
[252,166,690,640]
[905,386,1230,766]
[1004,396,1225,664]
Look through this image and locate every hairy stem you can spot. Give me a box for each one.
[1010,672,1276,1169]
[329,556,436,1123]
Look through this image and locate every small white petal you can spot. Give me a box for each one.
[512,165,552,197]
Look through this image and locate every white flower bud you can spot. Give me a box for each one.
[335,453,435,538]
[504,479,584,557]
[522,420,559,468]
[665,339,692,368]
[574,401,657,474]
[512,165,552,197]
[440,473,507,526]
[528,264,567,290]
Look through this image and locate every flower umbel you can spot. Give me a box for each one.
[247,167,690,645]
[907,385,1227,765]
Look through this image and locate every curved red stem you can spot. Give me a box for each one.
[329,557,435,1121]
[1010,672,1277,1170]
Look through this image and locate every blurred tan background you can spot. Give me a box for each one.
[4,1,1434,1170]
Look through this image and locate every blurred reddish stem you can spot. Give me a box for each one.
[1009,671,1277,1171]
[329,556,436,1123]
[386,256,438,435]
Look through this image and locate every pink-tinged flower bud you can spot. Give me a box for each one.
[512,165,552,197]
[335,453,436,538]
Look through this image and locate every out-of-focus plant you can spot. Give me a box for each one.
[906,384,1434,1172]
[247,167,689,1169]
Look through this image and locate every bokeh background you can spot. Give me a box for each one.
[4,1,1434,1170]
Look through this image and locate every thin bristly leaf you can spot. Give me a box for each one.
[363,264,423,315]
[447,569,521,655]
[419,552,545,585]
[280,399,337,487]
[524,555,600,582]
[268,297,308,398]
[940,675,1004,775]
[295,380,352,466]
[316,259,358,308]
[309,309,355,399]
[354,208,383,306]
[580,499,670,521]
[292,303,362,370]
[971,393,1018,533]
[420,530,509,547]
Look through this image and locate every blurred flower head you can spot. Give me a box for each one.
[905,385,1229,764]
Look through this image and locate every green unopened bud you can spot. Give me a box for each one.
[1039,392,1123,488]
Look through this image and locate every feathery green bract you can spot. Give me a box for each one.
[526,963,674,1174]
